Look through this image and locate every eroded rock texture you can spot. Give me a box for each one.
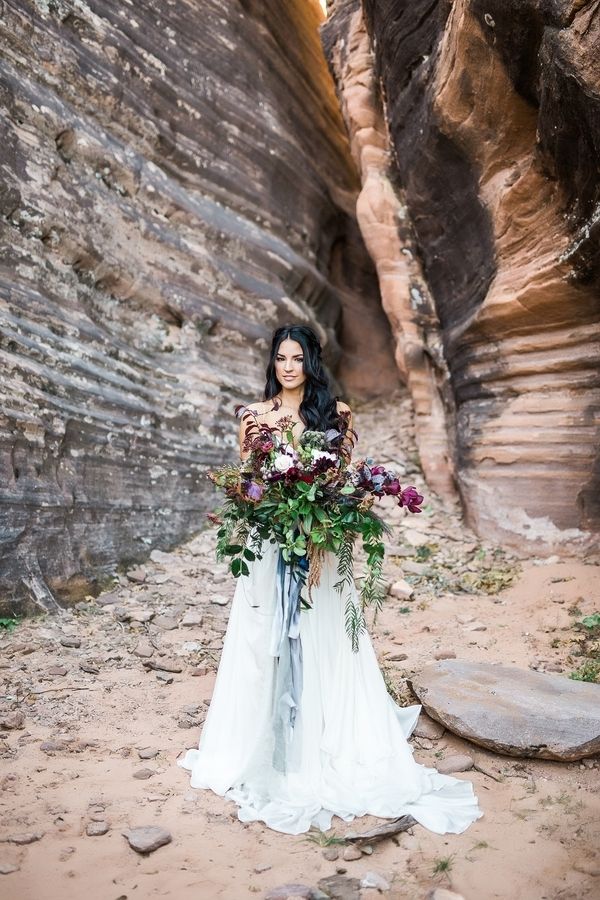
[0,0,396,612]
[324,0,600,551]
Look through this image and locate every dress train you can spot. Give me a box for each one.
[177,539,483,836]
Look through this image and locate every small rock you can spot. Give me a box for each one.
[156,672,174,684]
[544,662,564,673]
[143,659,182,673]
[264,884,313,899]
[433,649,456,660]
[318,874,361,899]
[126,567,147,583]
[436,753,474,774]
[210,595,230,606]
[323,847,339,861]
[86,821,109,836]
[253,863,272,873]
[413,715,445,740]
[129,609,155,624]
[389,580,414,600]
[80,663,100,674]
[181,611,203,627]
[387,653,408,662]
[138,748,159,760]
[456,614,475,625]
[133,640,154,659]
[0,862,20,874]
[150,549,171,564]
[132,768,156,780]
[114,606,133,622]
[466,621,487,632]
[47,666,68,677]
[403,529,429,547]
[190,666,210,677]
[60,636,81,648]
[40,740,68,753]
[122,825,172,854]
[152,615,179,630]
[343,845,362,861]
[361,870,390,891]
[0,711,25,730]
[96,591,120,605]
[8,832,44,845]
[402,560,431,576]
[533,555,560,566]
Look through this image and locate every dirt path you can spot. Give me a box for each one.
[1,391,599,900]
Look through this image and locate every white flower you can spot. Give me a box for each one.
[311,450,336,463]
[273,453,295,473]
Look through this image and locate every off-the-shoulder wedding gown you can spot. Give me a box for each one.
[177,539,483,836]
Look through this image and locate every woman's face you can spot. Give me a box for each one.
[275,338,306,391]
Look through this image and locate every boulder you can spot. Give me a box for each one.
[409,659,600,759]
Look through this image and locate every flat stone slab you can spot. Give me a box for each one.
[409,660,600,760]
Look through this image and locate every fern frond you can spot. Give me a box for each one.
[345,596,366,652]
[334,533,355,593]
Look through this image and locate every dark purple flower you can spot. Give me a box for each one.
[400,486,424,513]
[384,478,401,496]
[245,481,264,502]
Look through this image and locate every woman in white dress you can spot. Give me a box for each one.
[178,324,483,836]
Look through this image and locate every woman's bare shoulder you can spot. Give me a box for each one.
[236,399,272,420]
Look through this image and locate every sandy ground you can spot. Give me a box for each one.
[1,392,599,900]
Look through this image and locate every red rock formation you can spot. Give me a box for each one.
[324,0,600,552]
[0,0,396,612]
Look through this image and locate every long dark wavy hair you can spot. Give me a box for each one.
[264,324,345,433]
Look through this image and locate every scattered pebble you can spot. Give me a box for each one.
[0,711,25,730]
[342,845,362,861]
[60,636,81,648]
[389,580,414,600]
[133,640,154,659]
[138,748,159,760]
[435,753,474,774]
[433,649,456,660]
[323,847,339,861]
[8,832,44,845]
[0,861,20,874]
[361,870,390,891]
[86,821,109,836]
[132,768,156,780]
[181,611,203,627]
[122,825,172,854]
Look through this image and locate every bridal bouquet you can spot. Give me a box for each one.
[206,408,424,651]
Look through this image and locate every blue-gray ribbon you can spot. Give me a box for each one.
[269,551,307,772]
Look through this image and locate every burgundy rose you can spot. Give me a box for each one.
[399,486,424,513]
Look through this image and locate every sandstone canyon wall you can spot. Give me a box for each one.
[323,0,600,552]
[0,0,397,612]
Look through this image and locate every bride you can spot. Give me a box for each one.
[177,324,483,836]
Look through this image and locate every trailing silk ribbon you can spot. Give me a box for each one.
[269,549,308,772]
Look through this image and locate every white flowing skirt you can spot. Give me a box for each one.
[177,539,483,836]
